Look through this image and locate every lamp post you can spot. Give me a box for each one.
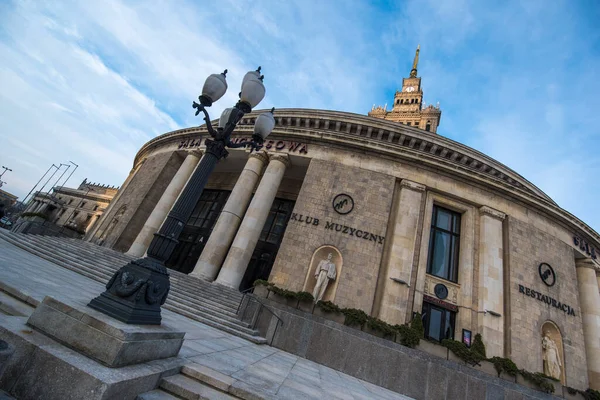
[89,67,276,325]
[0,166,12,180]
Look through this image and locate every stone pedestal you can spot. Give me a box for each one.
[0,340,14,381]
[28,296,185,368]
[127,151,202,257]
[191,151,268,281]
[215,154,291,289]
[477,206,505,358]
[576,259,600,390]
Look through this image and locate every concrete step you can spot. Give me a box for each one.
[162,304,266,344]
[4,235,244,325]
[24,233,244,302]
[34,235,244,306]
[136,389,182,400]
[160,374,239,400]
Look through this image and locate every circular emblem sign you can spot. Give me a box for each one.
[332,194,354,215]
[538,263,556,287]
[434,283,449,300]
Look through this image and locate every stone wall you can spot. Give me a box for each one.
[92,152,183,250]
[246,298,562,400]
[508,216,588,389]
[270,159,394,312]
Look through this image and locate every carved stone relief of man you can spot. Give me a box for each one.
[312,253,337,303]
[542,332,562,380]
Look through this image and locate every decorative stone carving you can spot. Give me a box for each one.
[268,153,291,168]
[424,274,459,305]
[479,206,506,221]
[248,149,269,163]
[543,332,562,380]
[312,253,337,303]
[304,246,343,303]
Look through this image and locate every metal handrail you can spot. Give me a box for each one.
[236,286,284,346]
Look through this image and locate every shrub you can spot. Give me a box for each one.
[395,324,421,348]
[471,333,486,358]
[269,285,298,299]
[441,339,484,366]
[365,317,396,337]
[410,312,424,338]
[316,300,341,313]
[488,357,518,377]
[253,279,272,287]
[341,307,368,327]
[584,388,600,400]
[296,291,314,302]
[518,370,555,393]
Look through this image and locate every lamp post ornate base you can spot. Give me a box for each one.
[88,257,170,325]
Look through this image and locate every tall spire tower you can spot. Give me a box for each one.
[368,45,442,133]
[410,44,420,78]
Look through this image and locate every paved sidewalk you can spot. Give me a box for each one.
[0,238,411,400]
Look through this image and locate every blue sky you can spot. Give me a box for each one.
[1,0,599,232]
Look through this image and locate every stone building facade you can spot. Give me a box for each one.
[88,105,600,390]
[24,179,116,234]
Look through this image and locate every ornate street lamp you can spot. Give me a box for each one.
[89,67,275,324]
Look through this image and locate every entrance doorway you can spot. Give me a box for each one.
[239,198,295,291]
[166,189,230,274]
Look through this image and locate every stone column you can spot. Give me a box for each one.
[126,151,202,257]
[190,151,268,281]
[576,259,600,390]
[215,153,291,289]
[377,180,425,325]
[477,206,506,358]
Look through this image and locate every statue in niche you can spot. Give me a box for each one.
[542,332,562,380]
[312,253,337,303]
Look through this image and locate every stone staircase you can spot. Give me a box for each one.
[0,230,267,344]
[137,364,248,400]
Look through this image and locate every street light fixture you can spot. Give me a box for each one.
[0,166,12,180]
[89,67,275,325]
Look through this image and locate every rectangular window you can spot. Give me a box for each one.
[427,205,461,282]
[407,122,411,126]
[422,302,456,342]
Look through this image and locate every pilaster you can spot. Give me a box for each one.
[377,179,425,325]
[576,258,600,389]
[477,205,506,357]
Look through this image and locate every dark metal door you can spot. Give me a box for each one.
[238,198,295,291]
[166,189,229,274]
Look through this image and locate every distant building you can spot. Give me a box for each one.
[21,179,118,235]
[368,45,442,133]
[0,188,18,207]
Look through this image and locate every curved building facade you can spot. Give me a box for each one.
[87,106,600,390]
